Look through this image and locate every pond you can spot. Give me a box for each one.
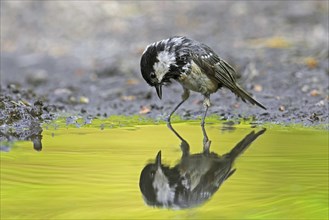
[1,119,328,219]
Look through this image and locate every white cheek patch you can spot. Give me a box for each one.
[152,168,175,206]
[153,51,176,82]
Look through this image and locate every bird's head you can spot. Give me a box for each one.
[139,151,179,207]
[140,38,184,99]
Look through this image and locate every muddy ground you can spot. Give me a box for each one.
[1,1,328,142]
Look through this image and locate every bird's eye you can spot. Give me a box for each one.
[150,72,156,79]
[150,171,155,177]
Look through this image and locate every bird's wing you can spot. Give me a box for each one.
[189,43,237,91]
[190,44,267,110]
[189,160,232,200]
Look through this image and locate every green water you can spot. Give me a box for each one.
[1,120,328,219]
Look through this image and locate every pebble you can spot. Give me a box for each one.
[310,89,320,97]
[253,84,263,92]
[304,57,318,69]
[121,95,136,101]
[139,106,151,114]
[315,100,325,107]
[26,69,48,86]
[54,88,72,96]
[301,85,309,93]
[79,96,89,104]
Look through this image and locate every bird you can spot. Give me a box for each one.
[139,124,266,209]
[140,36,266,125]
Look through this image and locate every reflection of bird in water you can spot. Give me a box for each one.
[139,123,266,209]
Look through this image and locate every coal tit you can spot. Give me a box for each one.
[140,36,266,124]
[139,126,266,209]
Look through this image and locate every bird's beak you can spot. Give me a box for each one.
[155,84,162,100]
[155,151,161,168]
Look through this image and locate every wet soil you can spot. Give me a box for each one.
[1,1,328,142]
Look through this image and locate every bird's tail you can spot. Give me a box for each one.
[226,129,266,160]
[233,84,267,110]
[215,59,266,110]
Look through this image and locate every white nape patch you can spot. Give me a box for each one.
[152,168,175,206]
[161,38,170,45]
[153,50,176,82]
[171,36,184,45]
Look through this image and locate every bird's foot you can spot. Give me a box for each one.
[166,115,172,124]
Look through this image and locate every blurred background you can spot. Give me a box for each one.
[1,1,328,123]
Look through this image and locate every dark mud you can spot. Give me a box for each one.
[1,1,328,142]
[0,87,50,150]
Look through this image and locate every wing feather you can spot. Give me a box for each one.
[190,46,266,110]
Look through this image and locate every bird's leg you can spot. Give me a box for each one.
[203,139,211,155]
[201,95,211,150]
[167,120,190,157]
[166,89,190,157]
[166,88,190,124]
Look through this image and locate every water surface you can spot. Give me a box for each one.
[1,121,328,219]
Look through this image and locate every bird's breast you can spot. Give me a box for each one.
[178,61,218,95]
